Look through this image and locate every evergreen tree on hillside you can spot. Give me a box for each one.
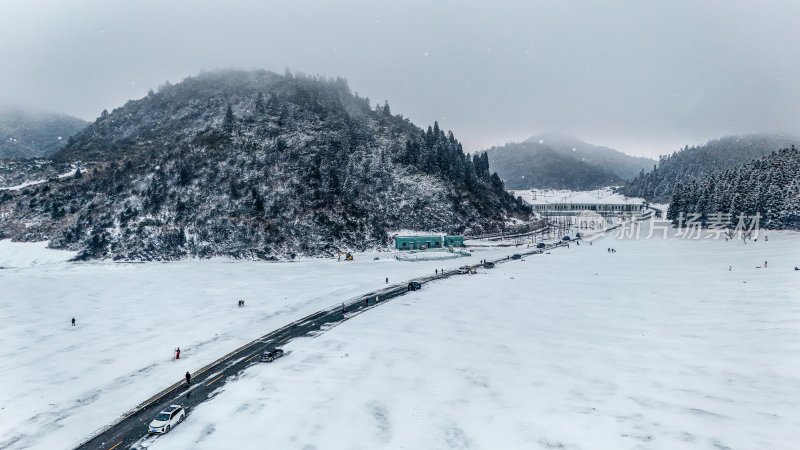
[223,105,235,133]
[667,147,800,229]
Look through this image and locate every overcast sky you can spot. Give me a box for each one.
[2,0,799,157]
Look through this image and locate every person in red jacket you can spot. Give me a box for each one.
[175,347,181,360]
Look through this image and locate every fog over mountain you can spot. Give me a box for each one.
[2,0,799,157]
[485,133,654,190]
[0,102,86,158]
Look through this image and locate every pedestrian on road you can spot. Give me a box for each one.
[435,269,438,275]
[175,347,181,359]
[342,302,346,314]
[385,277,388,284]
[185,371,191,386]
[765,261,768,268]
[71,317,75,326]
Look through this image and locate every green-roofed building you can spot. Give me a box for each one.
[394,235,443,250]
[444,235,464,247]
[394,235,465,250]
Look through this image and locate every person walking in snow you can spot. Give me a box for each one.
[765,261,768,268]
[435,269,438,275]
[729,266,732,271]
[385,277,388,284]
[185,371,191,386]
[175,347,181,359]
[71,317,75,326]
[341,302,346,314]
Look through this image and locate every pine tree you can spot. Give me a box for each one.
[255,92,266,115]
[223,105,235,133]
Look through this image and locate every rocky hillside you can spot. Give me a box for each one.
[485,133,653,190]
[620,134,800,202]
[1,70,530,260]
[0,102,86,158]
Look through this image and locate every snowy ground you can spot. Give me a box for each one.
[0,242,526,450]
[146,228,800,450]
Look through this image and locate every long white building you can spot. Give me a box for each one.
[522,191,645,216]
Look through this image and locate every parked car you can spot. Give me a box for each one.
[536,242,546,249]
[562,236,571,241]
[148,405,185,434]
[261,348,285,363]
[408,281,422,291]
[458,266,470,274]
[483,261,495,269]
[511,254,522,260]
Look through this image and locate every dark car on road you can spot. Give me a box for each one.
[408,281,422,291]
[536,242,546,249]
[511,254,522,260]
[562,236,571,241]
[483,261,495,269]
[261,348,284,363]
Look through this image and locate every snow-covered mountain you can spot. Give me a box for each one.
[0,70,530,260]
[0,102,86,159]
[668,146,800,229]
[621,133,800,202]
[484,133,654,190]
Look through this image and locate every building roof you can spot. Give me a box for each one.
[528,191,639,206]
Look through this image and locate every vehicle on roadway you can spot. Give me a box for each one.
[562,236,571,241]
[148,405,185,434]
[458,266,471,274]
[261,348,285,362]
[408,281,422,291]
[483,261,495,269]
[536,242,546,249]
[511,254,522,260]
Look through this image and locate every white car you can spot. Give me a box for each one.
[148,405,185,434]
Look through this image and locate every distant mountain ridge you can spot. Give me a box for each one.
[1,70,530,260]
[620,133,800,202]
[484,133,654,190]
[0,102,86,159]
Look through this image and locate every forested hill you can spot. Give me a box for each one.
[667,146,800,230]
[620,134,800,202]
[1,70,530,260]
[484,133,653,190]
[0,103,86,158]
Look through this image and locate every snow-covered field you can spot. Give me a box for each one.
[0,242,524,450]
[147,228,800,450]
